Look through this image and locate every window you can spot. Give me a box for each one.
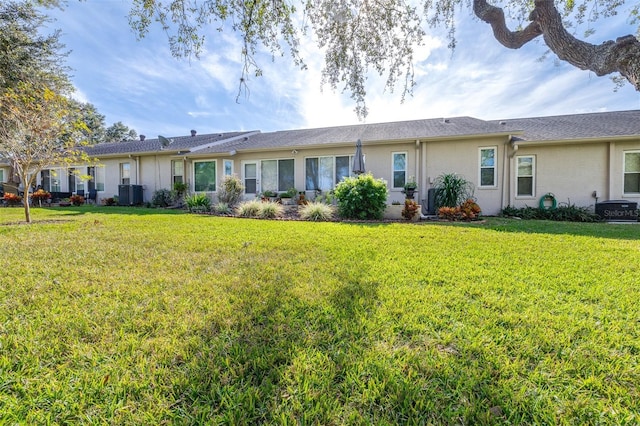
[172,160,184,184]
[68,168,84,193]
[516,156,535,197]
[88,166,105,191]
[120,162,130,185]
[194,160,217,192]
[479,147,497,187]
[224,160,233,176]
[305,156,352,191]
[262,159,294,192]
[392,152,407,189]
[0,169,4,182]
[624,151,640,194]
[244,162,257,194]
[41,169,61,192]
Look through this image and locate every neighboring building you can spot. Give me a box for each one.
[2,110,639,215]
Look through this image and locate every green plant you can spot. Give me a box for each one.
[214,202,232,215]
[262,190,277,198]
[217,175,244,207]
[333,173,388,220]
[501,203,598,222]
[432,173,474,208]
[259,201,284,219]
[401,199,419,220]
[173,181,188,195]
[299,201,335,221]
[151,188,174,207]
[236,200,263,217]
[404,176,417,190]
[185,193,211,212]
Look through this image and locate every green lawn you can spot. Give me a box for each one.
[1,206,638,424]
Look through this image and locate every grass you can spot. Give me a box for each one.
[1,206,639,424]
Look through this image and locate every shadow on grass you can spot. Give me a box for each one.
[431,217,640,241]
[167,266,386,423]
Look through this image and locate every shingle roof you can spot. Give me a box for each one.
[82,110,640,157]
[490,110,640,141]
[194,116,511,154]
[83,131,256,156]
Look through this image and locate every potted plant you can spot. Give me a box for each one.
[279,188,297,205]
[402,177,418,199]
[262,190,278,201]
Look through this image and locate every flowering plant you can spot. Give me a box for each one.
[3,193,22,204]
[31,189,51,200]
[70,194,85,206]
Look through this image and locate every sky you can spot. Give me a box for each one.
[45,1,640,138]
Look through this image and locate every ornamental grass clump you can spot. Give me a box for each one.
[333,173,387,220]
[236,200,263,217]
[299,201,335,221]
[259,201,284,219]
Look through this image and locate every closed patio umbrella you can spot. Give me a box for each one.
[352,139,365,175]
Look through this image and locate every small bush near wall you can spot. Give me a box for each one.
[334,173,387,220]
[218,175,244,207]
[501,204,599,222]
[185,193,211,213]
[152,189,174,207]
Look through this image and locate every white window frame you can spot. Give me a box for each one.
[516,155,535,198]
[224,159,234,177]
[623,150,640,195]
[479,147,497,188]
[391,152,407,190]
[120,162,130,185]
[193,159,217,192]
[171,160,184,184]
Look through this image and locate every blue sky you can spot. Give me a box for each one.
[46,1,640,138]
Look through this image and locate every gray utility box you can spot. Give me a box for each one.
[595,200,638,222]
[118,185,144,206]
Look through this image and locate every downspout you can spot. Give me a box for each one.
[415,139,421,200]
[506,137,519,207]
[135,156,140,185]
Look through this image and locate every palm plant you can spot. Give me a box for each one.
[433,173,474,208]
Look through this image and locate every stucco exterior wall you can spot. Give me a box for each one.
[422,136,507,215]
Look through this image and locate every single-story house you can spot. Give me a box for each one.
[2,110,639,215]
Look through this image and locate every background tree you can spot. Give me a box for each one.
[105,121,138,143]
[127,0,640,117]
[0,82,91,223]
[0,1,91,223]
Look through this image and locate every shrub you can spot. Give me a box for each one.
[70,194,85,206]
[333,173,387,220]
[438,206,460,221]
[103,197,116,206]
[459,199,481,220]
[3,193,22,205]
[299,202,335,221]
[185,193,211,213]
[217,175,244,207]
[214,202,232,215]
[401,199,419,220]
[259,201,284,219]
[501,203,598,222]
[151,189,174,207]
[433,173,474,208]
[236,200,263,217]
